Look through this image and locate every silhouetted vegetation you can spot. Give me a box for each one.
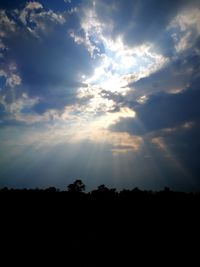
[0,180,199,265]
[1,179,200,198]
[67,179,86,193]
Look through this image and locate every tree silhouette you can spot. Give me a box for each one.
[97,184,109,192]
[67,179,85,193]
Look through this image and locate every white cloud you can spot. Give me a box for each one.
[19,2,43,25]
[84,41,168,97]
[69,6,107,58]
[75,6,168,95]
[69,30,98,57]
[3,93,39,114]
[6,74,21,88]
[0,69,7,78]
[137,95,148,104]
[64,107,141,154]
[2,95,70,125]
[27,10,66,38]
[70,6,169,129]
[0,10,16,49]
[171,8,200,34]
[19,2,65,33]
[26,1,43,10]
[175,31,192,52]
[0,63,21,88]
[169,8,200,53]
[0,10,16,32]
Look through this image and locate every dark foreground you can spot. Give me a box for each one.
[1,187,200,265]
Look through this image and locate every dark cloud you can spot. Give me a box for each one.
[120,39,200,104]
[110,70,200,190]
[111,77,200,135]
[142,132,200,191]
[94,0,199,51]
[159,122,200,185]
[95,0,195,44]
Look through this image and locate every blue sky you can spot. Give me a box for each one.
[0,0,200,191]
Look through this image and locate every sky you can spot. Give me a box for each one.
[0,0,200,191]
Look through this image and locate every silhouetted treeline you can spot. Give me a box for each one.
[0,180,200,209]
[1,179,200,199]
[0,179,199,266]
[1,179,200,213]
[1,179,200,220]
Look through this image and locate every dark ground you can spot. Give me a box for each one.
[1,187,199,265]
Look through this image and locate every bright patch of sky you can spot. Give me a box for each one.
[67,5,169,148]
[73,7,168,96]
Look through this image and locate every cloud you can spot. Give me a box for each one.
[0,62,22,90]
[0,93,41,123]
[167,7,200,54]
[150,121,200,188]
[110,76,200,136]
[0,2,96,115]
[1,0,198,122]
[19,1,43,25]
[26,1,43,10]
[169,7,200,35]
[6,74,21,87]
[0,9,16,51]
[125,41,200,100]
[76,0,199,62]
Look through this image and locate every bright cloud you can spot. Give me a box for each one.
[169,8,200,53]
